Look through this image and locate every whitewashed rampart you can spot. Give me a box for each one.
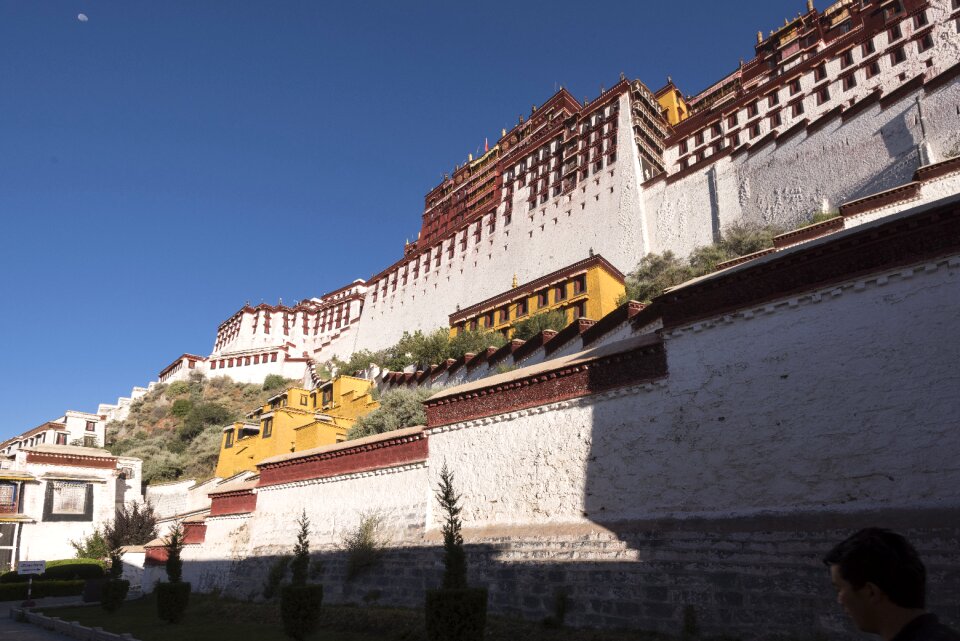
[147,200,960,638]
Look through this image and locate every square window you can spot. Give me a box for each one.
[85,421,96,432]
[816,87,830,105]
[262,417,273,438]
[43,481,92,522]
[711,123,722,138]
[695,131,704,145]
[516,299,528,317]
[572,274,586,295]
[866,61,881,78]
[769,111,782,128]
[679,140,688,154]
[768,92,780,107]
[888,24,902,42]
[918,34,933,53]
[750,123,761,139]
[747,101,759,117]
[840,50,854,68]
[863,39,876,56]
[843,73,858,91]
[729,132,741,147]
[555,284,567,301]
[225,430,234,448]
[792,100,805,117]
[814,63,827,81]
[914,10,928,28]
[789,79,801,95]
[727,113,738,128]
[537,290,549,307]
[890,47,906,65]
[300,394,308,406]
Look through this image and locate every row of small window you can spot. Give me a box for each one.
[210,353,279,369]
[681,14,930,154]
[455,277,588,332]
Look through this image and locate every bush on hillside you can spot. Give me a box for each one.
[347,388,436,440]
[166,381,191,396]
[622,251,694,303]
[171,398,194,417]
[511,309,569,341]
[177,402,232,441]
[262,374,289,392]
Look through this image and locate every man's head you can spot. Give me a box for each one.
[824,528,926,632]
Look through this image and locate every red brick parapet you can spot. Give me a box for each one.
[840,181,921,217]
[772,217,844,249]
[425,336,667,428]
[257,427,428,488]
[183,520,207,544]
[24,451,116,469]
[209,490,257,516]
[659,198,960,330]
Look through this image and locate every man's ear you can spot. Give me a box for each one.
[863,582,886,604]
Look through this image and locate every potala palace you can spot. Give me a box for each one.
[4,0,960,637]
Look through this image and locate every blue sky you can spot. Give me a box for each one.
[0,0,827,437]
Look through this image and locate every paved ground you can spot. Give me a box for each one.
[0,597,85,640]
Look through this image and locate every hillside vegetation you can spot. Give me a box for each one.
[105,373,296,485]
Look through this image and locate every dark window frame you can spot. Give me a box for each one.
[42,481,94,522]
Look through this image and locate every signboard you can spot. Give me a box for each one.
[18,560,45,575]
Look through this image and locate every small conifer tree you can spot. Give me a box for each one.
[437,463,466,589]
[156,521,191,623]
[290,510,310,586]
[281,509,323,641]
[165,522,185,583]
[425,462,487,641]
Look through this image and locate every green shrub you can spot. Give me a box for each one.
[511,309,569,341]
[101,579,130,612]
[166,522,185,583]
[342,513,384,580]
[1,558,105,583]
[171,399,194,417]
[347,388,435,440]
[179,402,232,442]
[70,529,111,561]
[424,588,488,641]
[0,580,85,601]
[262,374,289,392]
[166,381,190,396]
[156,581,191,623]
[810,210,840,224]
[280,584,324,640]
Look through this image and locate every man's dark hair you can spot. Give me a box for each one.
[824,527,926,609]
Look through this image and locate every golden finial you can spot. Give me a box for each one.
[468,153,473,162]
[807,0,814,11]
[501,127,506,137]
[757,30,763,43]
[511,274,518,288]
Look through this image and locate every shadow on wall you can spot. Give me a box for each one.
[152,523,957,641]
[574,200,960,636]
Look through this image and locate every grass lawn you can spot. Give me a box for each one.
[39,592,671,641]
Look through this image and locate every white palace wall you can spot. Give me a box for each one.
[348,92,649,355]
[156,202,960,637]
[645,58,960,257]
[427,253,960,529]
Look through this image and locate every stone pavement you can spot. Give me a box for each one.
[0,597,85,640]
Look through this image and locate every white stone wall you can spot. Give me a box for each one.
[427,252,960,529]
[646,7,960,258]
[18,463,121,562]
[350,93,649,353]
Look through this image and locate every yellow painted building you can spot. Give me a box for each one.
[214,378,379,477]
[449,254,625,339]
[655,81,689,126]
